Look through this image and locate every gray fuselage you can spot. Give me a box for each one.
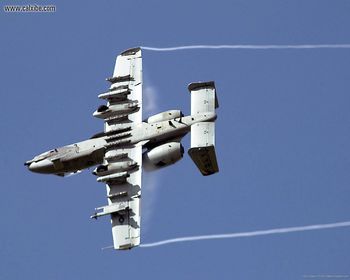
[25,113,216,176]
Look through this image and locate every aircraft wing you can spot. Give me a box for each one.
[93,47,142,250]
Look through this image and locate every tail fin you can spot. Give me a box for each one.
[188,81,219,176]
[189,81,219,115]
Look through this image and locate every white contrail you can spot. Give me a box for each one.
[143,80,158,114]
[141,76,162,234]
[141,44,350,52]
[140,220,350,248]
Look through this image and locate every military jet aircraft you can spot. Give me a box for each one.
[25,47,219,250]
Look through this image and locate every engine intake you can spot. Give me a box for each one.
[143,142,184,171]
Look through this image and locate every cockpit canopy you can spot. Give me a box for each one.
[32,146,75,162]
[33,149,58,161]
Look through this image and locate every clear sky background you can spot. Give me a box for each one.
[1,0,350,279]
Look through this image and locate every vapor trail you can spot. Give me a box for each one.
[141,44,350,52]
[140,220,350,248]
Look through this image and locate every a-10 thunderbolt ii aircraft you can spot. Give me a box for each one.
[25,47,219,250]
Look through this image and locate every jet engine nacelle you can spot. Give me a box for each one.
[146,110,183,124]
[143,142,184,170]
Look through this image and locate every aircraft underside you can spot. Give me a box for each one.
[25,47,219,250]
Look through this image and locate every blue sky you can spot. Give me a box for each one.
[1,0,350,279]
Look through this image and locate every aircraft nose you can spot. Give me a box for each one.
[27,159,55,174]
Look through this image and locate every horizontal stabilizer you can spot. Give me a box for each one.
[188,81,219,176]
